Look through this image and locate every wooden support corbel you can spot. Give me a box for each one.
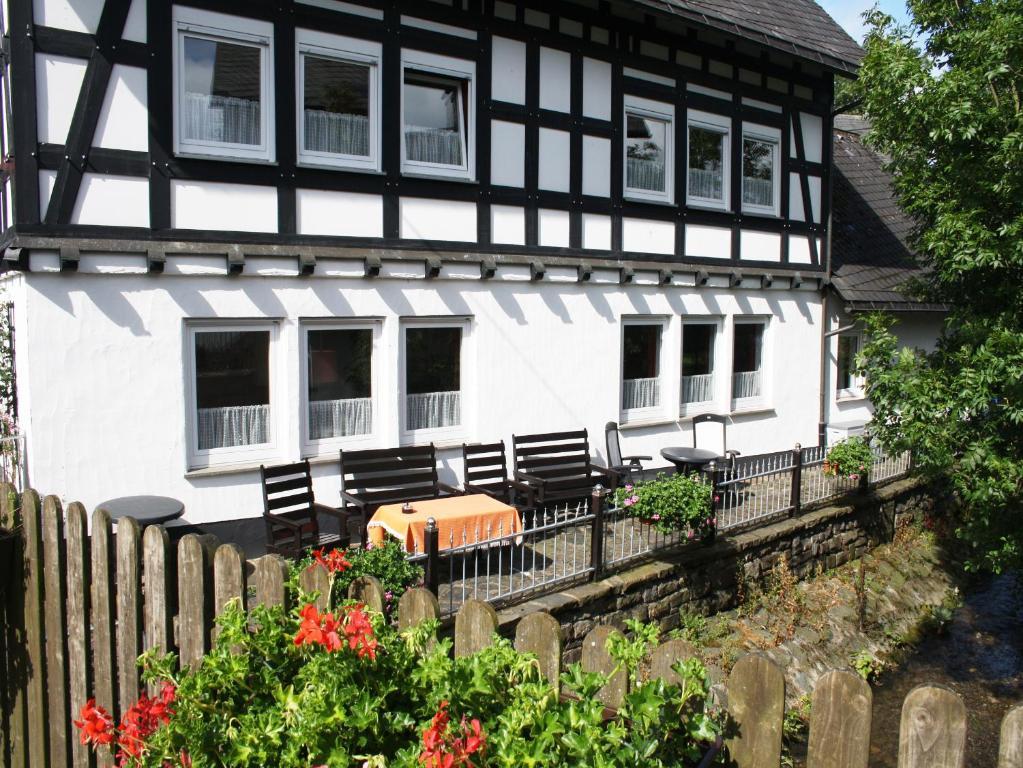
[658,269,673,285]
[695,268,710,286]
[299,253,316,276]
[59,244,79,272]
[728,270,743,288]
[227,248,244,275]
[480,257,496,279]
[577,262,592,282]
[530,260,546,281]
[146,247,165,274]
[619,266,634,285]
[425,256,441,279]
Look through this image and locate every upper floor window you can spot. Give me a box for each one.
[401,51,475,180]
[297,31,381,172]
[741,125,781,216]
[622,321,664,417]
[687,111,730,210]
[624,96,673,203]
[173,7,275,163]
[304,323,376,450]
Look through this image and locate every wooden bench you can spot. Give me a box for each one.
[339,444,461,546]
[512,429,618,509]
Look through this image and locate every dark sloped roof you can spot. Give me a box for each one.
[627,0,863,73]
[830,124,944,311]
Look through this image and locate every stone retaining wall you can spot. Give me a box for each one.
[496,476,941,663]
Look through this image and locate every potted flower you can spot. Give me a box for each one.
[823,437,873,484]
[612,472,713,541]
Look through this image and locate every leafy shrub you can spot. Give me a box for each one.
[850,648,886,682]
[824,437,873,480]
[74,594,724,767]
[612,472,713,536]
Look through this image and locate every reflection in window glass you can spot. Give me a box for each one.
[682,324,715,404]
[732,323,764,399]
[194,330,270,450]
[406,327,462,430]
[307,329,372,439]
[742,136,776,208]
[182,36,262,146]
[688,125,725,202]
[403,70,466,166]
[626,114,667,193]
[623,325,661,410]
[303,55,371,157]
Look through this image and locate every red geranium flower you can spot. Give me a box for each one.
[419,701,485,768]
[73,699,115,747]
[313,547,353,574]
[294,603,343,652]
[342,604,378,661]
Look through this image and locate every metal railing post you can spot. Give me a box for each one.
[424,517,440,596]
[790,443,802,517]
[705,462,719,544]
[589,485,605,582]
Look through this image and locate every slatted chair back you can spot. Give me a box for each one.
[462,441,510,497]
[605,422,623,468]
[513,429,614,503]
[339,444,448,511]
[261,460,320,555]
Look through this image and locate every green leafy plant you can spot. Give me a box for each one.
[671,611,708,646]
[824,437,873,480]
[612,472,713,537]
[850,649,886,682]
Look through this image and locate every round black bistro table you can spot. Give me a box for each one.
[97,495,185,526]
[659,447,720,476]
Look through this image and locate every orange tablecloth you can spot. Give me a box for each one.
[367,494,522,553]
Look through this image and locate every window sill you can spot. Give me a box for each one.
[174,150,277,165]
[685,199,730,213]
[623,193,675,207]
[727,405,776,418]
[619,416,680,430]
[400,169,477,184]
[185,460,269,479]
[836,392,868,404]
[297,160,384,175]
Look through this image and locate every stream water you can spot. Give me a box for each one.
[867,571,1023,765]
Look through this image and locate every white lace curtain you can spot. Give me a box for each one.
[742,177,773,207]
[627,157,665,192]
[407,391,461,430]
[304,111,370,156]
[732,370,762,399]
[689,168,723,200]
[308,397,372,440]
[198,404,270,450]
[681,374,714,404]
[183,92,261,145]
[623,378,660,410]
[405,126,462,165]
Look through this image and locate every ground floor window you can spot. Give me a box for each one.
[189,324,275,465]
[732,321,766,401]
[404,324,463,433]
[305,325,374,442]
[622,322,663,415]
[836,333,863,397]
[681,323,716,405]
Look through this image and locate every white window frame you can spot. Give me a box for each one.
[623,95,674,204]
[400,318,472,443]
[185,320,281,470]
[731,317,770,411]
[301,319,381,456]
[620,317,668,423]
[679,318,723,417]
[172,6,276,163]
[685,109,730,211]
[400,49,476,181]
[740,123,782,217]
[296,30,381,172]
[835,332,866,401]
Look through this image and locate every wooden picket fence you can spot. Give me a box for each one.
[1,484,1021,768]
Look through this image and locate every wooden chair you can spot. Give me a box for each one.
[692,414,740,465]
[512,429,618,508]
[604,421,652,486]
[260,459,347,558]
[339,444,461,546]
[462,441,537,521]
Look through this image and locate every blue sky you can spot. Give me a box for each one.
[816,1,912,44]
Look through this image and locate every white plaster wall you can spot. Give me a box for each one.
[36,54,88,145]
[538,128,571,193]
[490,121,525,188]
[72,174,150,227]
[623,218,674,255]
[490,205,525,245]
[93,65,148,151]
[400,198,476,242]
[122,0,147,42]
[740,230,781,262]
[582,57,612,120]
[686,225,731,260]
[491,37,526,104]
[539,47,572,113]
[582,214,611,250]
[296,189,383,237]
[538,208,569,247]
[18,272,823,524]
[582,136,610,197]
[34,0,102,33]
[171,181,279,233]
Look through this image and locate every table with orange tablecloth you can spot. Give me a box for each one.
[367,494,522,553]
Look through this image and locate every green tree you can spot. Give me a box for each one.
[855,1,1023,571]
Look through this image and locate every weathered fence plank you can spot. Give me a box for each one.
[42,496,70,768]
[254,555,289,609]
[581,625,626,709]
[64,502,91,768]
[348,575,385,614]
[898,684,966,768]
[725,653,785,768]
[454,599,498,658]
[999,705,1023,768]
[177,535,211,668]
[143,525,174,659]
[214,544,246,619]
[116,518,143,717]
[90,508,116,767]
[1,484,27,768]
[513,612,562,688]
[21,490,47,768]
[807,669,872,768]
[300,563,330,610]
[642,637,696,687]
[397,587,440,631]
